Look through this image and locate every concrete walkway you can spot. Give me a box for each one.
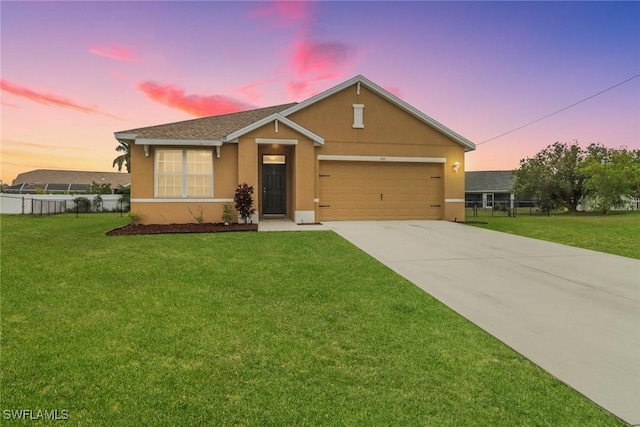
[258,219,328,232]
[323,220,640,425]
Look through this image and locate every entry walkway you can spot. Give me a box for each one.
[258,219,327,232]
[323,220,640,425]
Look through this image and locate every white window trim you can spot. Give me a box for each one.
[132,198,232,203]
[484,193,494,208]
[255,138,298,145]
[317,155,446,163]
[154,148,214,199]
[353,104,364,128]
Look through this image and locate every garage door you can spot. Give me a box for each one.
[319,161,443,220]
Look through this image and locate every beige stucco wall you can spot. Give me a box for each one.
[241,124,316,220]
[130,143,239,224]
[288,85,467,221]
[129,82,469,224]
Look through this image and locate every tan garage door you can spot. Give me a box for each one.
[319,161,443,220]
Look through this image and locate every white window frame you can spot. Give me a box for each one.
[484,193,494,209]
[352,104,364,128]
[155,148,214,198]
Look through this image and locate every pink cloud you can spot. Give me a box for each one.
[1,100,20,108]
[288,73,342,98]
[286,38,357,97]
[137,81,255,116]
[292,40,355,76]
[112,71,128,81]
[249,1,312,28]
[0,79,118,118]
[89,44,140,62]
[234,80,272,103]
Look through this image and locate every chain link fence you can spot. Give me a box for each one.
[465,200,544,218]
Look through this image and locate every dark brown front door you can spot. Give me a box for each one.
[263,164,286,215]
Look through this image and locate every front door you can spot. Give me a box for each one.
[262,161,286,215]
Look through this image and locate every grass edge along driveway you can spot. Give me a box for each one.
[0,214,625,425]
[467,211,640,260]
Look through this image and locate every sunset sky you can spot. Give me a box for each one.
[1,1,639,185]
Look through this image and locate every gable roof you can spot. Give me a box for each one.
[114,75,476,151]
[465,170,514,193]
[115,103,297,142]
[223,113,324,145]
[280,75,476,152]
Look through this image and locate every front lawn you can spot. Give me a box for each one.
[0,214,623,425]
[467,210,640,259]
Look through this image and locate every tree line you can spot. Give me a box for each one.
[513,142,640,214]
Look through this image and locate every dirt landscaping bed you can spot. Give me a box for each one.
[106,223,258,236]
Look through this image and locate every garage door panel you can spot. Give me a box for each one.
[319,161,443,220]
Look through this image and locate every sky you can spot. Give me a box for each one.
[1,1,639,185]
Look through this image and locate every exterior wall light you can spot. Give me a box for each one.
[453,161,461,173]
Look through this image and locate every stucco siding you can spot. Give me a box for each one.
[130,143,239,224]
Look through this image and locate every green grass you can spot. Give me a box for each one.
[467,210,640,259]
[1,214,624,425]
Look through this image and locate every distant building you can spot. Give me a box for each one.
[465,170,514,208]
[5,169,130,194]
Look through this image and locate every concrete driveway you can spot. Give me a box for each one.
[324,220,640,425]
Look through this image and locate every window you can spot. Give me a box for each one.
[352,104,364,128]
[484,193,494,208]
[155,149,213,198]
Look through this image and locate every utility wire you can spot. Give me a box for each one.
[477,73,640,145]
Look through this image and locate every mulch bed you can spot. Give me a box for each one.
[106,223,258,236]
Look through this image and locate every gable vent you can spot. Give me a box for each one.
[352,104,364,129]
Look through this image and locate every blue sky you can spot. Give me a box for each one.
[1,1,638,183]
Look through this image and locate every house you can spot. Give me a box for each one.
[114,75,475,225]
[5,169,130,194]
[465,170,514,208]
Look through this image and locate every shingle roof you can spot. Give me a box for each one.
[11,169,130,187]
[465,170,514,193]
[116,103,298,141]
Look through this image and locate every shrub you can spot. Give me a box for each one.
[188,206,205,224]
[73,197,92,213]
[127,211,142,225]
[87,181,112,195]
[234,183,256,224]
[222,204,233,225]
[92,195,103,212]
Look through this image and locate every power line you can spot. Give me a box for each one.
[477,73,640,146]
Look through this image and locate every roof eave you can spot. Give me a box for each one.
[223,113,325,146]
[281,75,476,152]
[114,132,137,141]
[134,138,222,147]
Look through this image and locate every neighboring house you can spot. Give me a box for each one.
[114,75,476,225]
[465,170,514,208]
[5,169,130,194]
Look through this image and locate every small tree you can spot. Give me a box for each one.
[87,181,112,194]
[113,140,131,173]
[513,141,586,213]
[117,185,130,212]
[234,184,256,224]
[222,203,233,225]
[73,197,92,213]
[580,145,638,214]
[92,195,103,212]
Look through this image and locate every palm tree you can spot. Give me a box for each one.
[113,140,131,173]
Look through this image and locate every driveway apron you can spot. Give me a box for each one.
[324,220,640,425]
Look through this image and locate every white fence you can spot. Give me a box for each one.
[0,194,127,215]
